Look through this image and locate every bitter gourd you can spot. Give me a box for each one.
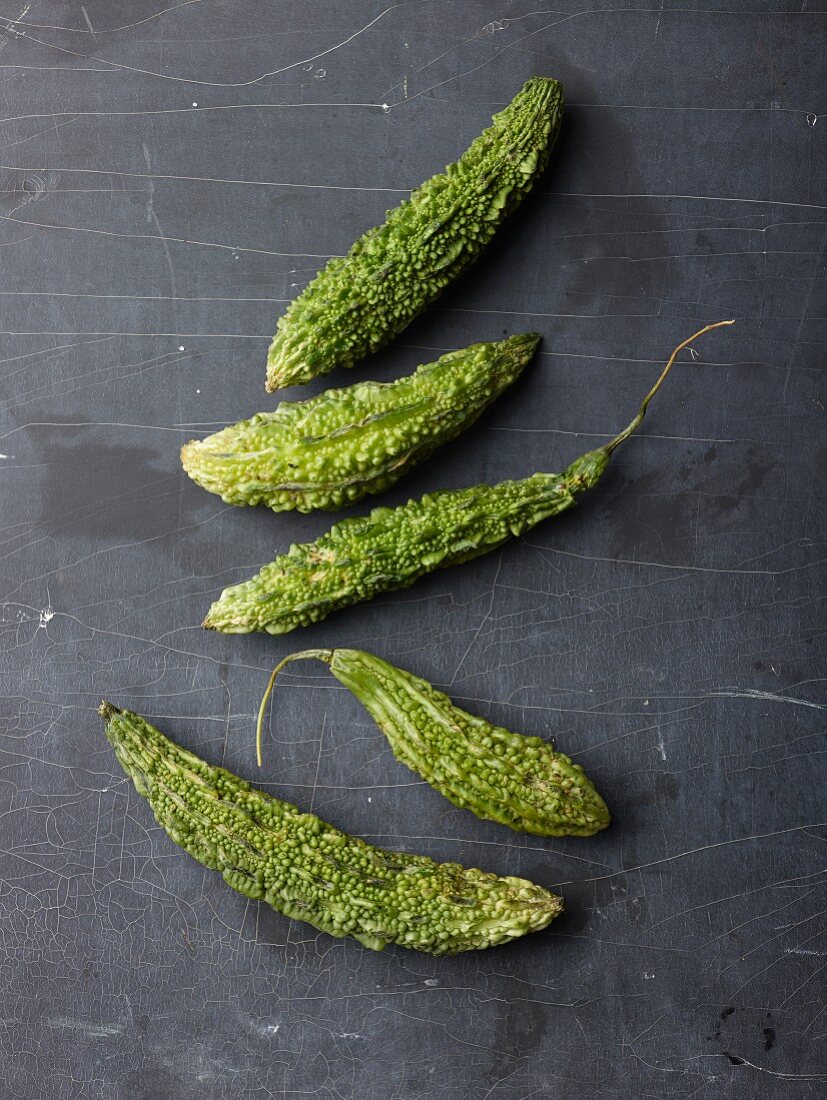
[204,321,732,635]
[181,333,539,513]
[100,701,564,954]
[258,647,610,837]
[266,77,564,391]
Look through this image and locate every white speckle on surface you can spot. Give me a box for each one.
[424,979,439,987]
[643,699,650,706]
[192,102,198,107]
[806,112,818,126]
[38,606,54,629]
[196,389,201,394]
[643,972,655,980]
[178,345,185,351]
[315,68,326,78]
[480,18,509,35]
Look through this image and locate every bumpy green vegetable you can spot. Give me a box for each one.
[100,702,563,954]
[181,334,539,513]
[205,322,732,635]
[266,77,564,391]
[257,648,610,837]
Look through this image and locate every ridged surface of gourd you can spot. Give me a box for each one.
[181,333,538,513]
[266,77,564,391]
[100,702,564,955]
[203,448,609,635]
[273,649,610,837]
[205,321,732,635]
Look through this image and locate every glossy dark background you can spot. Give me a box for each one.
[0,3,824,1097]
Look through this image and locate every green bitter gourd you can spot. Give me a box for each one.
[266,77,564,391]
[257,647,610,837]
[181,333,539,513]
[204,321,732,635]
[100,701,563,955]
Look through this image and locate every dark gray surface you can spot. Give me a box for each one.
[0,2,825,1097]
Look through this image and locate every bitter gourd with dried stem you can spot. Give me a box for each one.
[181,334,538,513]
[257,647,610,837]
[100,701,563,954]
[204,321,733,636]
[266,77,564,391]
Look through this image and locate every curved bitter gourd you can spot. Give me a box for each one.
[266,77,564,391]
[181,333,539,513]
[100,702,564,954]
[204,321,733,636]
[258,648,610,838]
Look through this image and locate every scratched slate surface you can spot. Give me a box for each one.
[0,2,825,1097]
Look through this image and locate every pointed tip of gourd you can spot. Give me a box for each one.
[98,700,121,723]
[180,440,198,468]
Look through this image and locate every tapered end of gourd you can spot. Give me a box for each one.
[264,364,281,394]
[572,783,611,836]
[501,331,541,358]
[180,436,232,500]
[507,77,565,148]
[202,597,260,634]
[179,439,203,484]
[202,604,232,632]
[561,447,613,493]
[265,335,323,393]
[98,700,121,724]
[519,76,565,108]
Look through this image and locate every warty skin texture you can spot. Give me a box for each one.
[204,467,585,634]
[261,648,611,837]
[266,77,564,391]
[100,702,564,955]
[181,333,539,513]
[204,322,733,636]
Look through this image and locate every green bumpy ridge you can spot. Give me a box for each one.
[181,333,539,513]
[316,648,610,837]
[203,447,610,635]
[100,702,563,955]
[266,77,564,391]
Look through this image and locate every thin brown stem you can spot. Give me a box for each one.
[605,319,735,455]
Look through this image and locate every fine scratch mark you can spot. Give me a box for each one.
[708,688,826,711]
[0,101,387,124]
[79,6,97,43]
[0,159,412,193]
[717,1053,827,1081]
[0,207,334,258]
[0,2,426,88]
[551,822,827,888]
[48,1017,124,1038]
[3,1,205,36]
